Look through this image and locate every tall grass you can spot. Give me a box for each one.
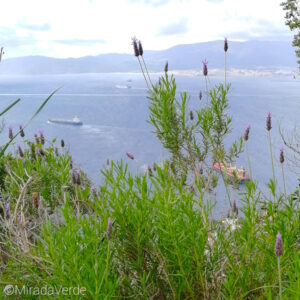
[0,39,299,299]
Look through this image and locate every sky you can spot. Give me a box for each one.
[0,0,293,58]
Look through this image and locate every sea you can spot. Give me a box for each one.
[0,72,299,218]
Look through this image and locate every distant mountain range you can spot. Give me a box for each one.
[0,40,297,75]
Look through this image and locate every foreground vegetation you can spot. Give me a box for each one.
[0,39,299,299]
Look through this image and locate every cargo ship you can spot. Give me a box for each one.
[48,116,83,126]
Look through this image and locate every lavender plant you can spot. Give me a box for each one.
[0,39,299,300]
[132,38,242,200]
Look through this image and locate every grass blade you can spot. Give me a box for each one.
[0,88,60,158]
[0,98,21,117]
[23,88,60,128]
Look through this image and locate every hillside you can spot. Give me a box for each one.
[0,40,297,74]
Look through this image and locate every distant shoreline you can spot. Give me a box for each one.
[171,68,299,77]
[0,69,298,77]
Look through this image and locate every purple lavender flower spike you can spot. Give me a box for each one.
[138,40,143,56]
[266,112,272,131]
[148,164,153,176]
[34,133,40,144]
[202,59,208,76]
[164,60,168,73]
[8,126,13,140]
[19,124,25,138]
[126,151,134,160]
[244,124,251,141]
[189,109,194,121]
[280,147,284,164]
[39,130,45,145]
[233,199,238,216]
[275,232,283,257]
[17,144,24,158]
[224,37,228,52]
[199,91,202,101]
[132,37,139,57]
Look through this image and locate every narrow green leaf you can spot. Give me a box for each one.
[0,98,21,116]
[0,88,59,158]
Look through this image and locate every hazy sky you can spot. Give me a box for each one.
[0,0,293,58]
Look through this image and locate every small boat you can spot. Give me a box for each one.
[115,84,131,89]
[48,116,83,126]
[213,162,250,183]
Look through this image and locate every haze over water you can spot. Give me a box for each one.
[0,73,299,217]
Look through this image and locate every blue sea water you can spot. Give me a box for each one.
[0,73,299,217]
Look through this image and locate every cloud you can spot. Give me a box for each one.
[206,0,224,3]
[127,0,171,7]
[0,0,291,58]
[54,39,107,46]
[228,31,292,42]
[157,18,188,36]
[18,22,51,31]
[221,18,292,41]
[0,27,35,47]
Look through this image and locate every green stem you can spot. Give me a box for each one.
[198,189,207,227]
[268,131,275,182]
[138,57,150,90]
[225,52,227,86]
[218,161,232,209]
[141,55,153,88]
[105,241,110,289]
[245,142,252,180]
[281,164,286,199]
[277,256,282,300]
[205,77,208,104]
[268,131,276,202]
[134,159,139,175]
[165,191,194,298]
[98,238,111,294]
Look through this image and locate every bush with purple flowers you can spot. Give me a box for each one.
[0,39,299,300]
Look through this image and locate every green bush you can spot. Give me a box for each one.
[0,40,299,299]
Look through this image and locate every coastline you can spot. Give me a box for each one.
[171,68,299,77]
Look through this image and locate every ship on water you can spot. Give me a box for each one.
[213,162,250,184]
[48,116,83,126]
[115,84,132,89]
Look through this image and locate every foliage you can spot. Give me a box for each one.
[281,0,300,67]
[3,161,299,299]
[0,134,93,275]
[0,40,299,299]
[147,71,242,193]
